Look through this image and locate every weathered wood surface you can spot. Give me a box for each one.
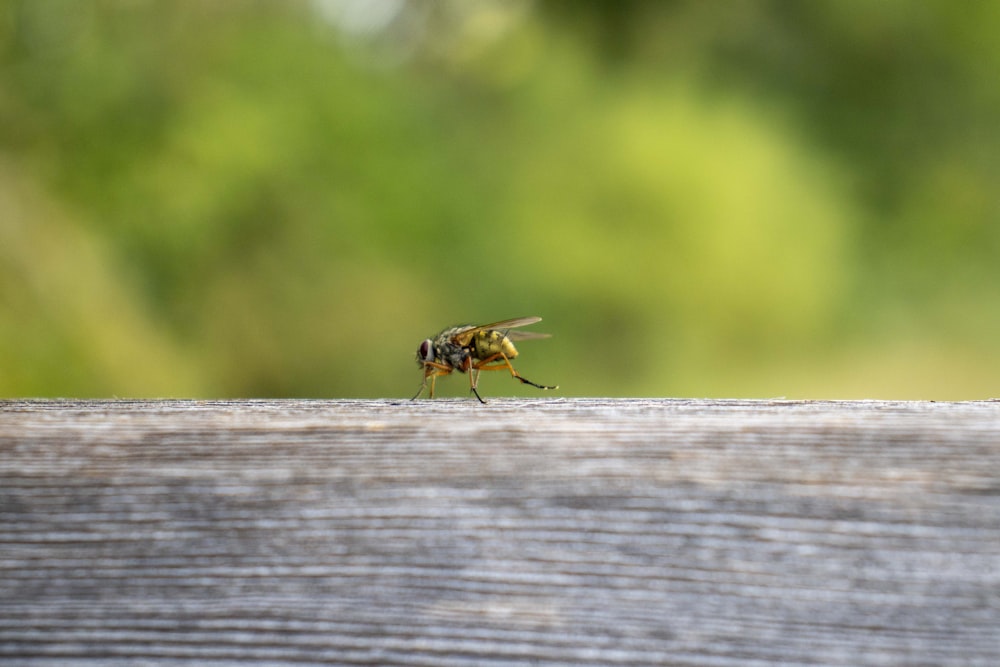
[1,398,999,666]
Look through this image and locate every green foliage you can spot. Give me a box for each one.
[2,1,999,398]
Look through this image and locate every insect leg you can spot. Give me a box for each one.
[412,362,453,400]
[411,377,427,400]
[468,367,487,404]
[473,354,558,391]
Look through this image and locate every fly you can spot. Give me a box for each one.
[412,316,557,403]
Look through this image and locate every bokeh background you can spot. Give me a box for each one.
[2,0,999,399]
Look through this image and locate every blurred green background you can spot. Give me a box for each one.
[2,0,999,399]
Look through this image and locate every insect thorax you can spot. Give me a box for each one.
[435,340,471,371]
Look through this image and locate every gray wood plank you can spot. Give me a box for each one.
[1,398,999,666]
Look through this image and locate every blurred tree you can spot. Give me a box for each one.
[1,0,998,398]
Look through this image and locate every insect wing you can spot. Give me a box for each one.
[477,316,543,330]
[505,330,551,341]
[448,316,544,346]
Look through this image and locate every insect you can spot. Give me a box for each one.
[412,316,558,403]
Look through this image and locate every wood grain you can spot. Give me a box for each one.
[2,398,999,666]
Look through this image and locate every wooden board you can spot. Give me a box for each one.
[2,398,999,665]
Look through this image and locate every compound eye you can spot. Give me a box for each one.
[417,339,433,362]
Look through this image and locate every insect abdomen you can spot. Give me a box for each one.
[473,330,519,360]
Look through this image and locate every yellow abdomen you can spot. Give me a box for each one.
[472,330,519,361]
